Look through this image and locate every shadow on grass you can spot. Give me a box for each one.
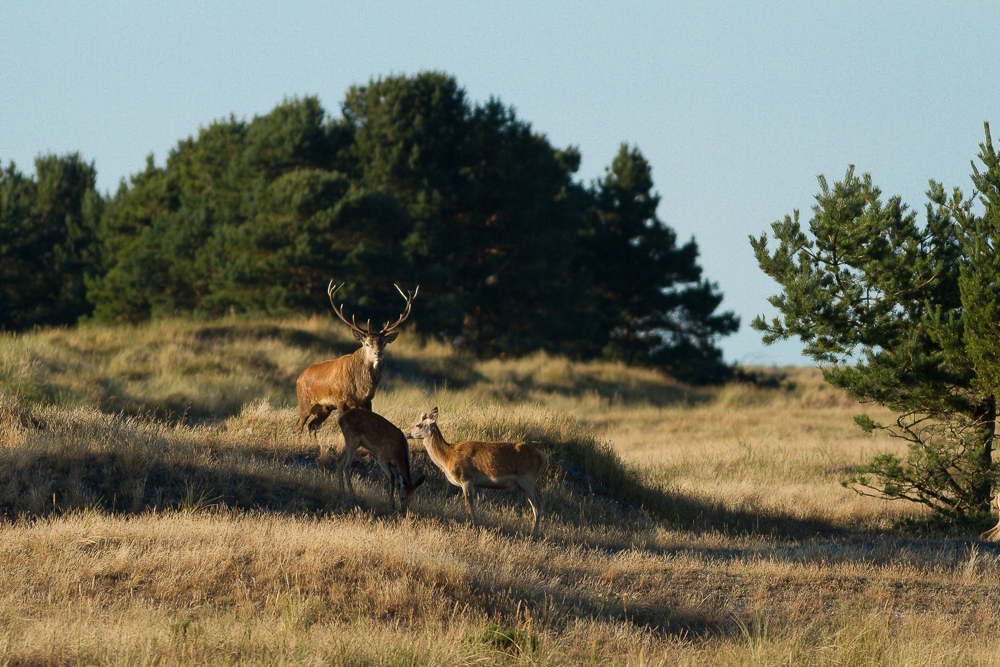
[192,323,346,354]
[537,431,842,539]
[465,576,734,644]
[0,433,837,543]
[0,450,341,520]
[0,391,832,541]
[2,388,968,549]
[1,455,748,645]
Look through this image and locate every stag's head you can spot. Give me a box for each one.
[327,282,419,368]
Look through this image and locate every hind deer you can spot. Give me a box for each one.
[295,282,417,437]
[405,407,545,536]
[336,408,425,514]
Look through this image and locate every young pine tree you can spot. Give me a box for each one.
[750,123,1000,520]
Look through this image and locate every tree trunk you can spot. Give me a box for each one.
[977,394,996,508]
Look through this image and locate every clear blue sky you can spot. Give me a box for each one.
[3,1,997,366]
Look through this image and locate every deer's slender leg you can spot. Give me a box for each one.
[461,484,478,526]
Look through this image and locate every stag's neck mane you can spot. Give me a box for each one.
[348,346,384,395]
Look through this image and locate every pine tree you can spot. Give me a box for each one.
[584,145,738,383]
[751,123,1000,519]
[85,74,738,382]
[342,72,586,354]
[0,154,102,329]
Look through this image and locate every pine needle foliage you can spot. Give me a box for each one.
[750,123,1000,520]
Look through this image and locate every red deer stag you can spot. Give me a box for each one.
[405,407,545,536]
[336,408,425,514]
[295,282,418,437]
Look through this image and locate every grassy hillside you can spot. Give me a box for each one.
[2,318,1000,665]
[0,315,698,419]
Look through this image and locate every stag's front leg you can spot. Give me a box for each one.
[308,406,333,437]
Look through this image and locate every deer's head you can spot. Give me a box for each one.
[328,282,419,369]
[406,407,439,440]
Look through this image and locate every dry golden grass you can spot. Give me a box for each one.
[3,509,1000,665]
[2,319,1000,665]
[578,370,917,530]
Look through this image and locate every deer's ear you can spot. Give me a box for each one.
[384,332,399,344]
[429,407,438,420]
[353,329,366,342]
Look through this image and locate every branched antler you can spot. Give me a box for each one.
[327,281,419,335]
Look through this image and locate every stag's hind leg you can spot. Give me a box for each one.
[295,404,312,434]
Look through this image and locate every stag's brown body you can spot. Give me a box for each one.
[295,350,384,431]
[295,282,417,436]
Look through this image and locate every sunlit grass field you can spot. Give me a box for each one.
[2,317,1000,665]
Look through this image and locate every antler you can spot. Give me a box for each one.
[326,281,419,336]
[327,281,372,334]
[380,284,419,334]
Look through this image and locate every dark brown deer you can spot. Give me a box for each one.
[336,408,425,514]
[295,282,417,437]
